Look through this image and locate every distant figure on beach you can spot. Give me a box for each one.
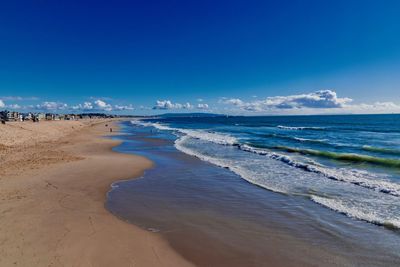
[1,120,5,125]
[110,128,113,132]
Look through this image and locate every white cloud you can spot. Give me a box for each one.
[182,102,192,109]
[72,102,93,111]
[197,103,209,109]
[153,100,193,110]
[222,90,352,112]
[153,100,175,109]
[94,100,112,111]
[114,104,134,111]
[220,90,400,115]
[71,100,133,112]
[222,98,244,106]
[2,99,133,113]
[36,102,68,111]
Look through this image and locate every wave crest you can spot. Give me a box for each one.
[274,146,400,168]
[311,196,400,229]
[277,125,325,131]
[130,120,238,145]
[238,144,400,197]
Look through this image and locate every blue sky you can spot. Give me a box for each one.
[1,0,400,115]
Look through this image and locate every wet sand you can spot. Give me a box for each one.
[0,120,192,267]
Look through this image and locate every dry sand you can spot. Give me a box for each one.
[0,120,193,267]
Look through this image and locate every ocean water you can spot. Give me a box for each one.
[107,117,400,266]
[131,114,400,229]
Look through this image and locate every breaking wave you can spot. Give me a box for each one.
[130,120,238,145]
[237,144,400,197]
[273,146,400,168]
[254,133,328,144]
[311,196,400,229]
[277,125,326,131]
[174,136,287,194]
[131,120,400,198]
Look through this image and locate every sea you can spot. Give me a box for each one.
[107,114,400,266]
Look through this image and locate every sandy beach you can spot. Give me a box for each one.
[0,120,193,267]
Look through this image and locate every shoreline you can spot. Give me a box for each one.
[0,120,193,266]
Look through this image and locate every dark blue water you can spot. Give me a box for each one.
[132,114,400,229]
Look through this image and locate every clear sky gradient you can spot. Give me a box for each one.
[1,0,400,114]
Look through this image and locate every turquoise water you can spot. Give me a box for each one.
[132,114,400,229]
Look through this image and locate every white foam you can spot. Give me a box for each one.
[311,195,400,229]
[277,125,325,130]
[174,136,286,194]
[238,144,400,197]
[131,120,238,145]
[130,120,174,131]
[293,137,327,143]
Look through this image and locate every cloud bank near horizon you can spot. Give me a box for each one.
[0,99,135,113]
[1,90,400,115]
[220,90,400,115]
[220,90,352,111]
[153,100,193,110]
